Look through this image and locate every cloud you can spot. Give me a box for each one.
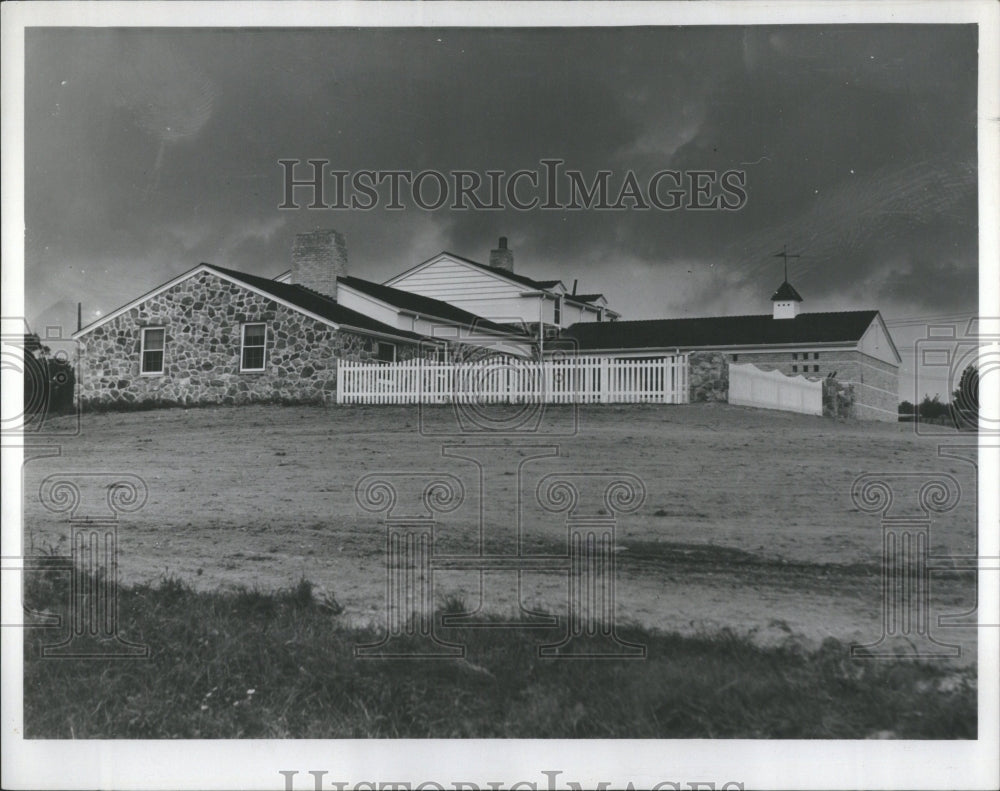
[23,25,978,343]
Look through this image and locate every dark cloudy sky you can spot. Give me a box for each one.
[25,25,979,397]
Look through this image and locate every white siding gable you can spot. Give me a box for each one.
[858,314,901,365]
[386,254,545,327]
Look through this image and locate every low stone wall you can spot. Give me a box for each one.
[78,270,421,409]
[688,351,729,402]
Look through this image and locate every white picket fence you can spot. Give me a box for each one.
[336,355,689,405]
[728,362,822,416]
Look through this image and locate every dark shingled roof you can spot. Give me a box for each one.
[770,281,804,301]
[442,251,563,291]
[558,310,881,351]
[568,293,606,304]
[338,276,528,337]
[203,264,429,341]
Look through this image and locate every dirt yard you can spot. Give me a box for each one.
[21,402,980,662]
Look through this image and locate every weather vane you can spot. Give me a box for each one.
[773,245,801,282]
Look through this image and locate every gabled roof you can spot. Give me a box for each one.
[558,310,884,352]
[338,275,529,337]
[73,263,431,344]
[386,250,565,293]
[770,281,804,301]
[569,293,606,304]
[441,251,564,291]
[203,265,428,341]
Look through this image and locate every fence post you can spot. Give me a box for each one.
[336,360,344,405]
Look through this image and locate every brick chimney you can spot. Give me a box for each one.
[489,236,514,272]
[291,229,347,300]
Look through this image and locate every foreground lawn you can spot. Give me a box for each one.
[23,574,975,739]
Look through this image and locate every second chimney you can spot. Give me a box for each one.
[291,229,347,300]
[489,236,514,272]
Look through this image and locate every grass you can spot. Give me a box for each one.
[23,571,975,739]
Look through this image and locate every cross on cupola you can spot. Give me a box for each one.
[770,245,803,320]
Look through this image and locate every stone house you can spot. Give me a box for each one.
[73,230,529,408]
[74,229,901,420]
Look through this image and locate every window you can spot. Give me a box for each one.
[732,354,739,362]
[596,308,603,322]
[792,365,798,372]
[553,296,562,326]
[813,352,820,360]
[813,365,819,373]
[376,342,396,363]
[791,353,798,360]
[140,327,165,375]
[240,323,266,371]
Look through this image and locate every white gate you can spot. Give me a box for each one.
[336,355,689,405]
[728,362,822,416]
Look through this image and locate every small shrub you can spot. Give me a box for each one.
[823,378,855,418]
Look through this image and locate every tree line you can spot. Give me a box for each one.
[898,364,979,430]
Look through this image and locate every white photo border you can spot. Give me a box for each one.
[2,2,997,790]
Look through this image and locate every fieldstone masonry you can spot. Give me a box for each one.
[688,351,729,402]
[77,270,420,408]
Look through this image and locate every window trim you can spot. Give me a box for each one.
[139,326,166,376]
[240,322,267,372]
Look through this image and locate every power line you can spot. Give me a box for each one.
[884,313,979,327]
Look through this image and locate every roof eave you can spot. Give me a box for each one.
[557,340,867,355]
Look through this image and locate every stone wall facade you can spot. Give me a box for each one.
[77,270,421,409]
[720,348,898,422]
[688,351,729,402]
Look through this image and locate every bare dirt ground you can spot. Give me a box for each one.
[21,403,980,663]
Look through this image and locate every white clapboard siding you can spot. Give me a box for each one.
[387,258,524,302]
[386,256,545,326]
[337,355,689,405]
[728,363,822,416]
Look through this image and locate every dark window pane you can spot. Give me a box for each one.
[142,350,163,373]
[377,342,395,362]
[242,347,265,370]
